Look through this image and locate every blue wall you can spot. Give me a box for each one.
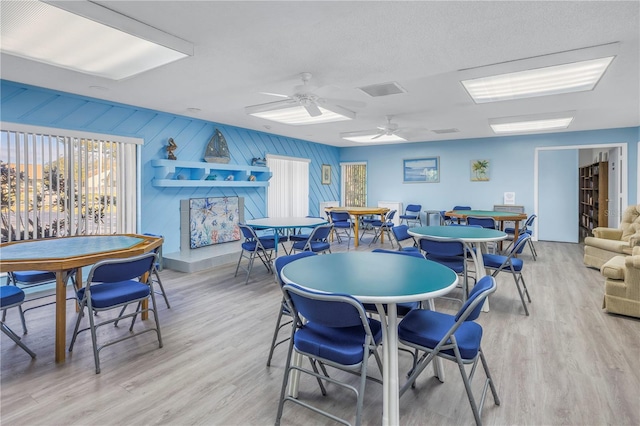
[341,128,639,237]
[0,80,340,253]
[1,80,638,251]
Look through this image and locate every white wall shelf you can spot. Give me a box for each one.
[151,159,271,188]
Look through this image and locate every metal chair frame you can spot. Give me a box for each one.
[398,276,500,426]
[276,283,383,426]
[68,252,163,374]
[235,224,275,285]
[330,211,355,249]
[484,233,532,315]
[399,204,422,227]
[391,224,420,252]
[290,223,333,254]
[1,286,36,358]
[368,210,397,248]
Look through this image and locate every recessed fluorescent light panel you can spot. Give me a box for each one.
[462,56,614,103]
[490,116,574,134]
[0,1,193,80]
[341,133,407,143]
[246,102,354,125]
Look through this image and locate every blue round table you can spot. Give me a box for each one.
[281,252,458,426]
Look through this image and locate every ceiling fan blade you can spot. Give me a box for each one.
[371,131,386,140]
[339,129,380,138]
[259,91,290,98]
[304,103,322,117]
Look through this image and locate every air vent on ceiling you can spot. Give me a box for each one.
[357,81,406,97]
[432,128,460,134]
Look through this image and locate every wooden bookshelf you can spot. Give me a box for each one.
[579,161,608,237]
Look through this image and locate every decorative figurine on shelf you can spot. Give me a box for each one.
[206,174,218,181]
[167,138,178,160]
[225,175,234,181]
[248,175,256,181]
[251,157,267,167]
[203,129,230,164]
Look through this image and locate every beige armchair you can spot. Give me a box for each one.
[584,204,640,269]
[601,246,640,318]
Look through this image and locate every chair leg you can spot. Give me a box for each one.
[528,239,538,260]
[153,269,171,309]
[479,348,500,406]
[267,302,290,367]
[513,273,531,316]
[18,305,28,334]
[1,321,36,358]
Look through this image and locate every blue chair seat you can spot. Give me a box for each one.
[482,253,524,271]
[0,285,25,307]
[241,238,276,251]
[292,240,330,252]
[77,281,151,309]
[398,309,483,359]
[296,319,383,365]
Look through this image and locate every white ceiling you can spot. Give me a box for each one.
[1,1,638,147]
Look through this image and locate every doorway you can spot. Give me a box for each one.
[534,143,627,243]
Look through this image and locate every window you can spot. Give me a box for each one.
[266,154,309,217]
[0,123,140,242]
[341,162,367,207]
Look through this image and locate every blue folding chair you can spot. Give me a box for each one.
[399,204,422,226]
[391,225,420,253]
[235,224,276,285]
[368,210,397,247]
[398,276,500,426]
[504,214,537,260]
[1,285,36,358]
[420,237,475,300]
[68,252,163,374]
[275,283,383,426]
[330,210,355,249]
[290,223,333,254]
[482,233,532,315]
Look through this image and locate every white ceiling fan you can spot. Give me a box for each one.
[340,116,425,142]
[245,72,364,125]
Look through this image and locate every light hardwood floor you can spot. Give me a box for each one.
[1,237,639,425]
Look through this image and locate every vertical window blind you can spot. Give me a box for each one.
[1,124,139,242]
[341,162,367,206]
[266,155,309,217]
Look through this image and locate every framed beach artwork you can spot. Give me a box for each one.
[470,159,490,181]
[189,196,241,248]
[403,157,439,183]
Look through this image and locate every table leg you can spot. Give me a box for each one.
[55,270,67,363]
[465,242,490,312]
[376,303,399,426]
[353,216,360,248]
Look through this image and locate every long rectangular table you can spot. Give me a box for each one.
[0,234,163,363]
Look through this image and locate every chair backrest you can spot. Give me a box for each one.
[0,285,26,309]
[385,210,397,222]
[87,252,157,284]
[453,205,472,210]
[466,216,496,229]
[239,223,258,240]
[405,204,421,215]
[309,223,333,240]
[274,251,317,286]
[372,248,424,259]
[509,232,532,255]
[391,225,412,242]
[454,276,497,322]
[523,214,537,231]
[419,238,465,257]
[282,283,367,330]
[330,211,351,223]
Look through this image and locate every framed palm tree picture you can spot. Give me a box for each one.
[471,159,490,181]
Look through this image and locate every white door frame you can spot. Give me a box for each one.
[534,143,628,240]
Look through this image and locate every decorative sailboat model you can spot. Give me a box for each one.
[203,129,230,163]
